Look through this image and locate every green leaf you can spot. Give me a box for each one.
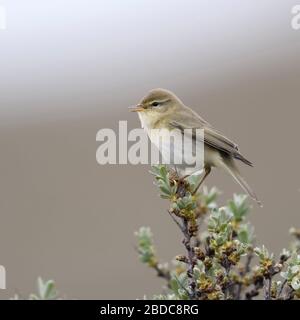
[291,276,300,291]
[228,194,249,222]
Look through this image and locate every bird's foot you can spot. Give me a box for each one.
[168,169,190,197]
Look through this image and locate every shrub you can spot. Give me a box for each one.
[135,165,300,300]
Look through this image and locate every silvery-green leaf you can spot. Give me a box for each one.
[291,265,300,274]
[291,276,300,290]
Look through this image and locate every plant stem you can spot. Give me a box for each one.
[264,277,272,300]
[167,210,198,299]
[278,279,287,299]
[153,264,171,286]
[182,218,197,299]
[236,252,253,300]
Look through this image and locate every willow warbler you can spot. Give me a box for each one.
[130,88,261,205]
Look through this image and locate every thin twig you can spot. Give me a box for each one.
[264,277,272,300]
[153,264,171,283]
[182,219,198,299]
[278,279,287,299]
[167,210,184,233]
[135,247,171,285]
[167,210,198,299]
[236,252,253,300]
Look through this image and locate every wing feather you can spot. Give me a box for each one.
[168,106,253,166]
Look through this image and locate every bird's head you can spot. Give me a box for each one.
[129,88,183,116]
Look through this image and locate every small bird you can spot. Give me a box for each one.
[130,88,261,205]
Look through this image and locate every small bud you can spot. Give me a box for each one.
[175,255,188,263]
[189,223,198,236]
[204,257,213,269]
[228,252,240,265]
[273,263,283,274]
[194,247,205,260]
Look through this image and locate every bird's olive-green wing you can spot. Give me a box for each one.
[168,107,252,166]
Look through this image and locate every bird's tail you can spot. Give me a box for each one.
[220,158,262,207]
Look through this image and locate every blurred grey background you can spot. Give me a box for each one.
[0,0,300,299]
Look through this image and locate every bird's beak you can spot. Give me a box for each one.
[128,104,145,112]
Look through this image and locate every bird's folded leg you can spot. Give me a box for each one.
[168,167,181,182]
[168,168,191,198]
[192,166,211,195]
[168,168,190,183]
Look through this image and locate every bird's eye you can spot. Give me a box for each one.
[151,101,160,107]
